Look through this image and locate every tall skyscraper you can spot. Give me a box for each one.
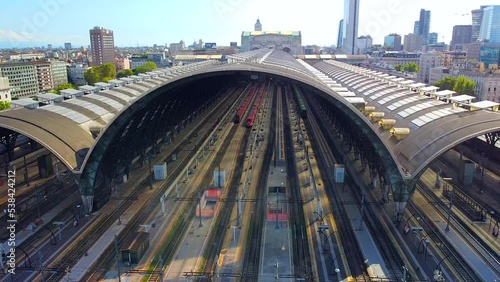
[342,0,360,55]
[479,6,500,43]
[414,21,420,34]
[356,35,372,54]
[337,19,344,49]
[418,9,431,44]
[254,19,262,31]
[471,6,487,42]
[64,43,72,50]
[384,33,402,50]
[428,32,438,44]
[451,25,473,48]
[89,26,115,66]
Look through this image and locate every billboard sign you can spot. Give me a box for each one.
[205,43,217,49]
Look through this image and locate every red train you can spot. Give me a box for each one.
[234,84,259,123]
[246,83,267,128]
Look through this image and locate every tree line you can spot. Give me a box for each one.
[434,76,475,96]
[394,62,419,73]
[84,62,158,85]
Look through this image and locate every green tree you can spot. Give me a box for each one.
[394,64,402,71]
[404,62,419,73]
[434,76,457,90]
[453,76,475,95]
[100,63,117,81]
[143,61,157,70]
[84,68,101,85]
[133,62,158,75]
[51,83,77,94]
[117,69,133,78]
[84,63,117,85]
[133,65,149,74]
[0,101,11,111]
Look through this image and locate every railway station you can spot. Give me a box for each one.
[0,49,499,281]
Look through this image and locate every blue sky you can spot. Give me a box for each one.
[0,0,497,49]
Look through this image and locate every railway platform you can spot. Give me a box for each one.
[70,92,234,281]
[437,148,499,221]
[415,171,500,281]
[336,136,500,281]
[260,165,293,282]
[7,184,84,248]
[320,134,390,279]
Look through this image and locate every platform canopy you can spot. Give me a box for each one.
[129,75,143,81]
[408,82,427,88]
[119,77,134,83]
[60,88,83,98]
[469,100,500,111]
[79,85,97,92]
[391,77,405,82]
[398,80,415,86]
[95,82,111,89]
[420,86,440,93]
[37,93,64,103]
[10,98,39,109]
[448,94,476,103]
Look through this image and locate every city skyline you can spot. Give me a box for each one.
[0,0,496,49]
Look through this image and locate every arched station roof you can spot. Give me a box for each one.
[1,50,499,186]
[311,60,500,178]
[0,61,221,171]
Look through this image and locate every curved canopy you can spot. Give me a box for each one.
[1,50,499,186]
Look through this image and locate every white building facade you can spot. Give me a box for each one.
[418,52,442,83]
[0,77,11,102]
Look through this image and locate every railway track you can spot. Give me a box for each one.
[411,181,499,280]
[87,85,244,282]
[433,155,499,220]
[303,94,372,281]
[282,85,313,280]
[36,89,233,282]
[240,83,276,281]
[198,117,248,279]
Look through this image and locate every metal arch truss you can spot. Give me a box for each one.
[312,91,410,202]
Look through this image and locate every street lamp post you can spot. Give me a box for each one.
[434,254,453,281]
[198,191,202,228]
[147,154,153,190]
[443,178,453,232]
[435,169,442,189]
[114,179,122,226]
[76,205,81,219]
[313,211,333,225]
[402,265,409,282]
[318,229,341,278]
[403,213,420,233]
[489,211,495,231]
[358,192,365,231]
[480,155,486,193]
[417,235,430,258]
